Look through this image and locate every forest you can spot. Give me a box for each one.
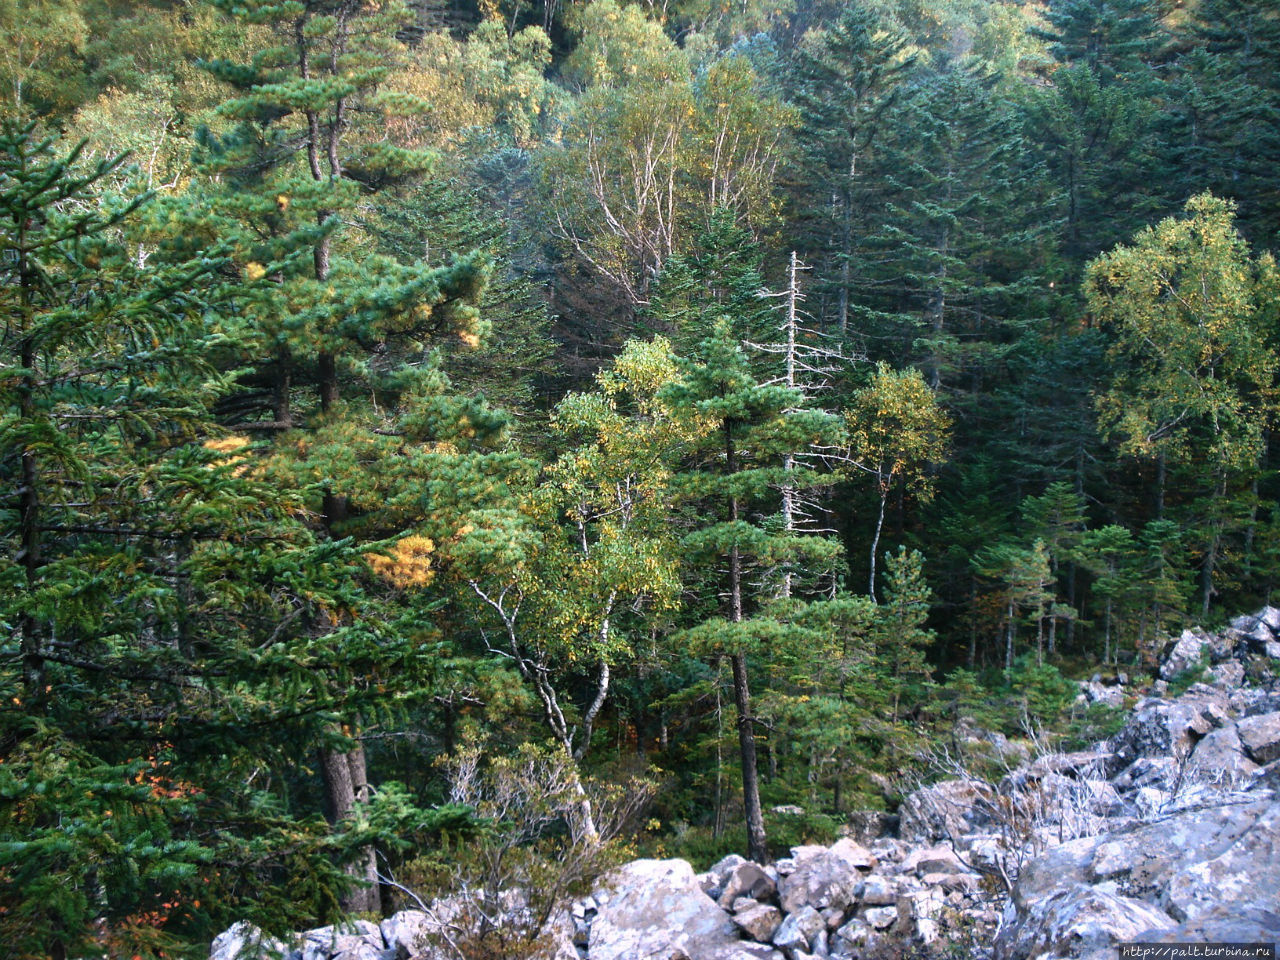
[1,0,1278,956]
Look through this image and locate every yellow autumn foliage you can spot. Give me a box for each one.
[366,534,436,590]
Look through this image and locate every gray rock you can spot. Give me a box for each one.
[776,843,867,914]
[1237,712,1280,764]
[1187,722,1259,785]
[993,884,1175,960]
[899,844,969,877]
[588,859,746,960]
[811,927,829,957]
[773,905,824,952]
[1002,796,1280,959]
[828,838,876,870]
[1108,696,1224,772]
[330,947,391,960]
[733,903,783,943]
[897,779,992,843]
[859,874,898,906]
[832,918,867,948]
[841,811,898,845]
[704,854,749,898]
[718,861,777,909]
[1161,629,1210,680]
[1205,659,1246,688]
[210,922,290,960]
[299,922,382,960]
[1079,680,1127,707]
[863,906,897,930]
[378,911,427,960]
[1135,905,1280,946]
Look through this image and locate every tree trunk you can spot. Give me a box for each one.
[868,488,887,597]
[730,652,767,863]
[319,732,381,915]
[726,423,767,863]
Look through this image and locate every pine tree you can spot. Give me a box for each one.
[662,318,841,861]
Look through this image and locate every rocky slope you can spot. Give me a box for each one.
[212,610,1280,960]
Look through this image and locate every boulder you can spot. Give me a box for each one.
[827,838,876,870]
[863,906,898,930]
[299,921,383,960]
[1078,681,1126,708]
[209,922,289,960]
[993,884,1175,960]
[732,903,782,943]
[1237,712,1280,764]
[776,842,868,914]
[1135,905,1280,946]
[832,918,868,950]
[1106,694,1231,778]
[897,779,992,843]
[588,859,752,960]
[859,874,898,906]
[379,912,428,960]
[1001,796,1280,958]
[772,905,824,953]
[1160,629,1210,680]
[841,810,898,845]
[1205,659,1246,689]
[1187,722,1259,785]
[899,844,969,877]
[717,862,776,909]
[702,854,749,899]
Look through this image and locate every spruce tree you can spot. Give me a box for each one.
[184,0,498,913]
[0,120,401,957]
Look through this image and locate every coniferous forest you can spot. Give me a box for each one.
[2,0,1279,955]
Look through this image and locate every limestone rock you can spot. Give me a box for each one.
[1135,905,1280,946]
[299,921,383,960]
[1161,629,1210,680]
[703,854,748,899]
[841,810,898,845]
[1237,712,1280,764]
[209,922,289,960]
[1107,696,1224,773]
[588,858,747,960]
[859,874,898,906]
